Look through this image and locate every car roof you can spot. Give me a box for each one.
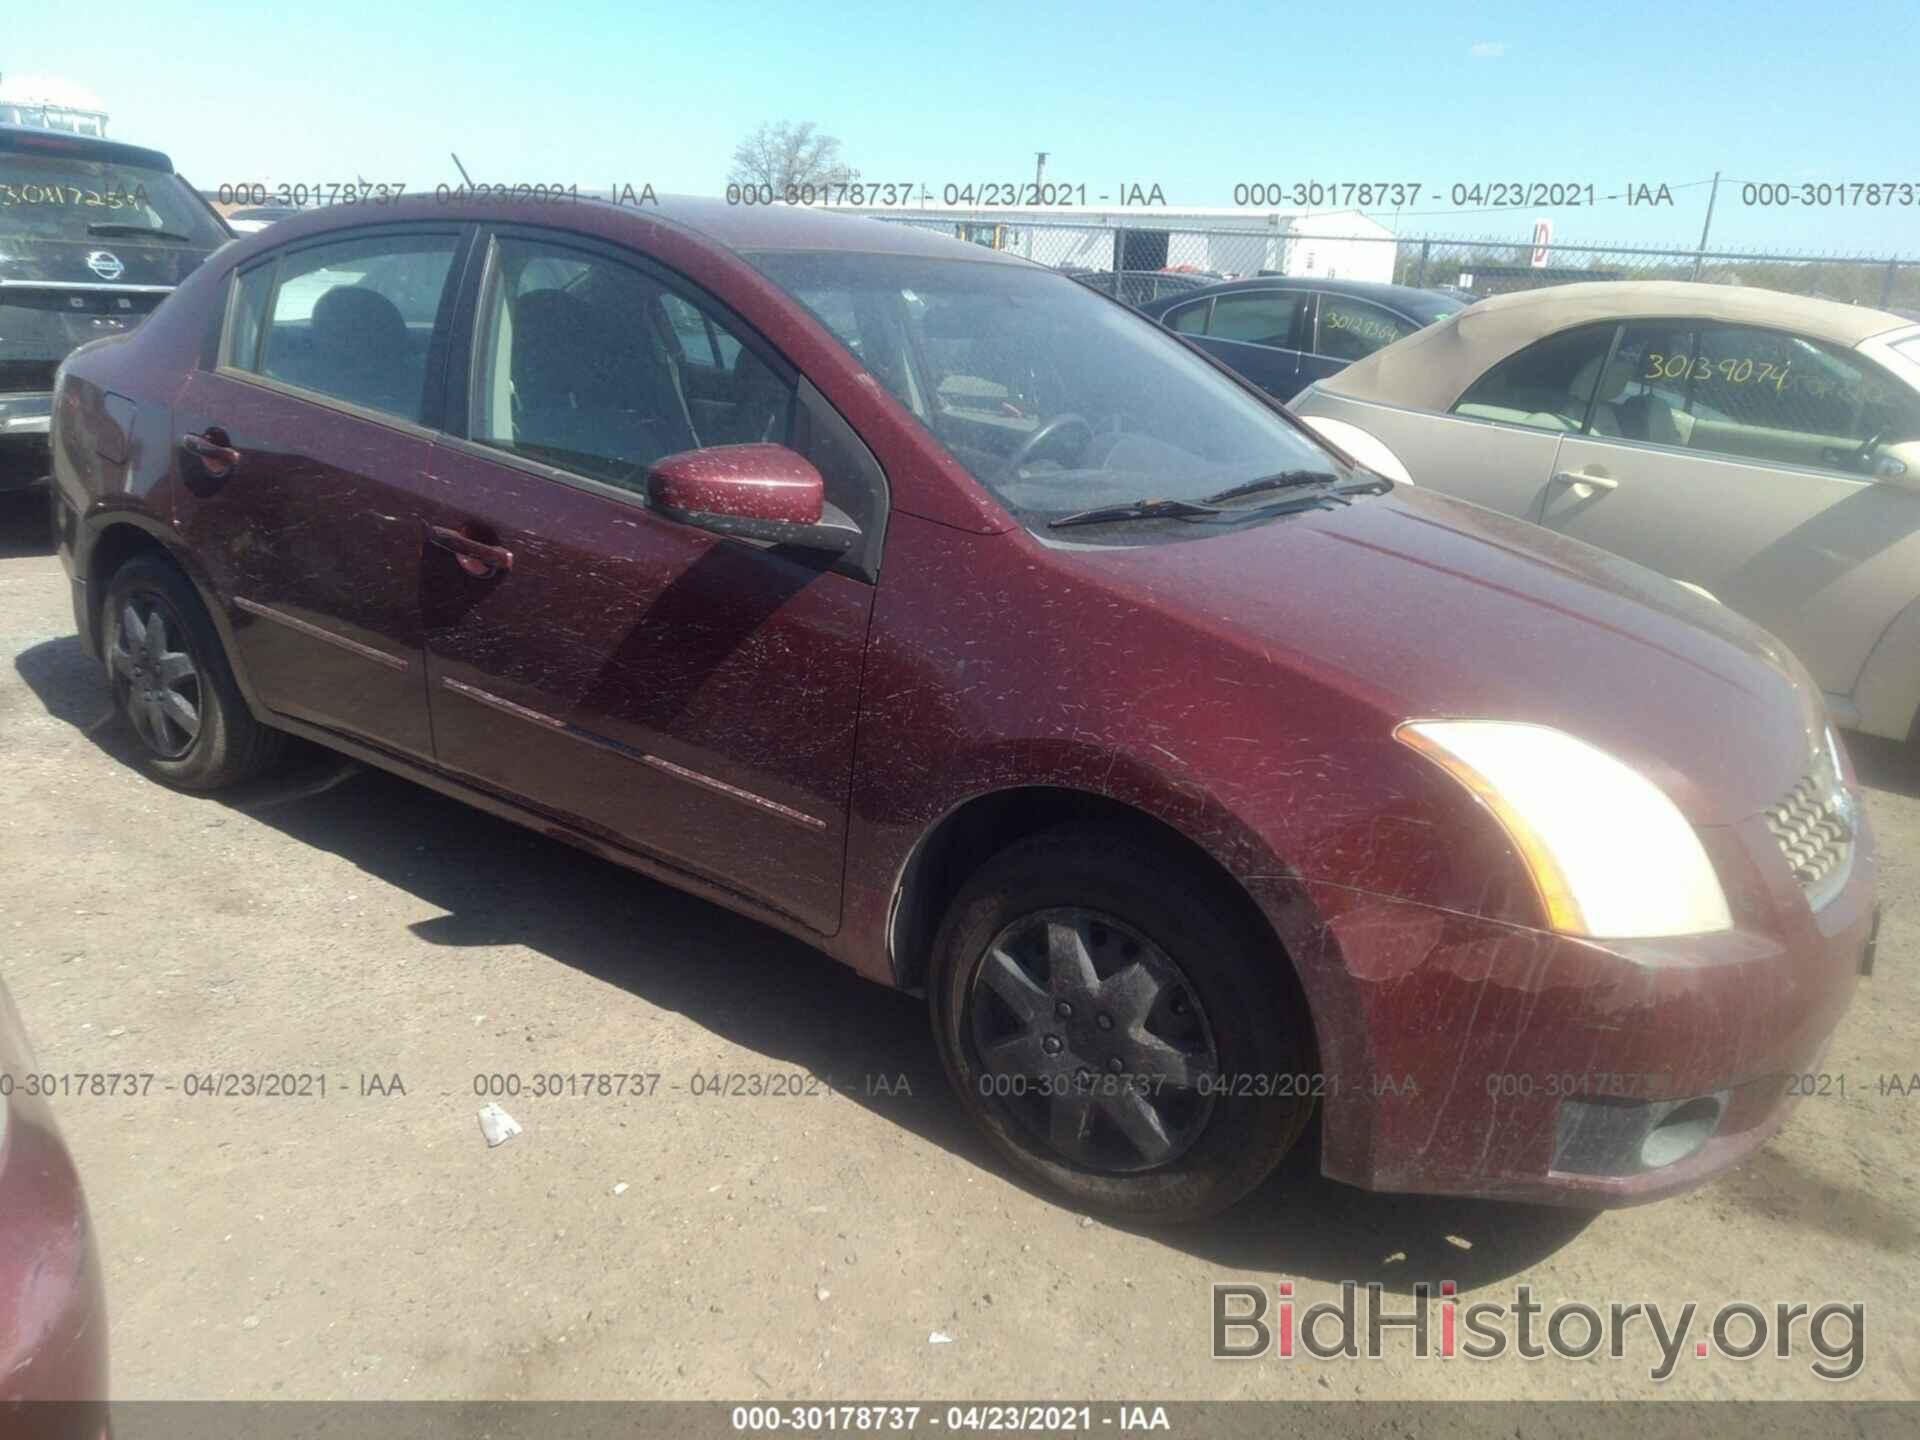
[631,196,1032,264]
[228,192,1033,271]
[0,123,175,173]
[1319,280,1917,410]
[1139,274,1460,318]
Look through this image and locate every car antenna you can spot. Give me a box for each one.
[450,152,475,187]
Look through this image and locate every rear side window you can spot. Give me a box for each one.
[1164,300,1210,335]
[1315,295,1416,362]
[1208,292,1303,347]
[1452,322,1618,431]
[242,233,458,422]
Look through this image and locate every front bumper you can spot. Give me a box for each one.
[0,392,53,488]
[0,391,52,436]
[1272,805,1875,1206]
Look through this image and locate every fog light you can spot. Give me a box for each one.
[1553,1091,1730,1177]
[1639,1096,1724,1169]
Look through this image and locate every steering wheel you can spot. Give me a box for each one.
[999,412,1093,481]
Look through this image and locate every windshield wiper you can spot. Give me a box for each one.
[86,223,193,241]
[1048,497,1223,529]
[1202,469,1341,505]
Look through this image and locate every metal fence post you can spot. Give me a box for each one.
[1112,225,1126,297]
[1883,258,1900,309]
[1415,239,1430,289]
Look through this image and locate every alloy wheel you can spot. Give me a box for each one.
[110,592,203,760]
[967,907,1219,1173]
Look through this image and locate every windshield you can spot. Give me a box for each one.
[749,251,1349,524]
[0,150,226,247]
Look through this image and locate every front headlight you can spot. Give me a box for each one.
[1396,720,1732,939]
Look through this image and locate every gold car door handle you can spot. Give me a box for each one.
[1551,469,1619,491]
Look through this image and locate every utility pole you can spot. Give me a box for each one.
[1034,151,1048,194]
[1690,171,1721,281]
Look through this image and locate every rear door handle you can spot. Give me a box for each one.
[179,431,241,478]
[1551,469,1619,491]
[425,523,514,577]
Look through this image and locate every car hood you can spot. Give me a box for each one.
[1053,485,1823,827]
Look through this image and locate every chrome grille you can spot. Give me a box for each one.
[1763,774,1852,896]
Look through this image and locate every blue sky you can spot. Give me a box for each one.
[11,0,1919,254]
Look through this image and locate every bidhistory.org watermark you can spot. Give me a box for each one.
[1213,1281,1864,1381]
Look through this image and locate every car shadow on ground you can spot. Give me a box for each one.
[0,484,52,558]
[14,630,1597,1292]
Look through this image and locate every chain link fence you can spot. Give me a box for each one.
[872,214,1920,312]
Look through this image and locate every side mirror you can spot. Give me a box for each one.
[1871,439,1920,489]
[646,443,858,554]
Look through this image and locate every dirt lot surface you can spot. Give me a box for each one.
[2,489,1916,1401]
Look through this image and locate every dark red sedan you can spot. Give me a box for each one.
[48,197,1874,1220]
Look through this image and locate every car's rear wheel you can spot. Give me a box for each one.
[929,824,1316,1222]
[102,555,286,790]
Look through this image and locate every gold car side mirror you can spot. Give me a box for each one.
[1873,439,1920,488]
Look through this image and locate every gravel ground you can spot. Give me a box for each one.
[2,488,1916,1401]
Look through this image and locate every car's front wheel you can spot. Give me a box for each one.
[102,554,286,790]
[929,824,1316,1222]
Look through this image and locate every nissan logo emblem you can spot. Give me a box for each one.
[86,250,125,280]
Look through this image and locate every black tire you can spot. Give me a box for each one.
[929,823,1315,1223]
[100,554,286,790]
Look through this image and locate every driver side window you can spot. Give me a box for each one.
[470,237,794,494]
[1603,322,1920,475]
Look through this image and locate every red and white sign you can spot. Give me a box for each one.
[1530,218,1553,269]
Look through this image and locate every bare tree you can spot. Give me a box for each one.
[729,121,857,194]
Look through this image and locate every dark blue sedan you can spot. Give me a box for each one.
[1138,276,1468,402]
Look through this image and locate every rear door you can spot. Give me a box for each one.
[416,228,882,933]
[1541,319,1920,699]
[1185,289,1309,399]
[171,224,469,760]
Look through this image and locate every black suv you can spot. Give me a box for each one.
[0,125,229,488]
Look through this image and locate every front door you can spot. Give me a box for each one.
[416,230,879,933]
[170,226,467,759]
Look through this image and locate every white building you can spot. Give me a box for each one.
[0,75,109,136]
[1275,210,1398,283]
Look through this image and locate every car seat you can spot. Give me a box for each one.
[305,286,416,417]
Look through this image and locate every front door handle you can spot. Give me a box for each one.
[425,524,514,577]
[179,430,241,478]
[1551,469,1619,492]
